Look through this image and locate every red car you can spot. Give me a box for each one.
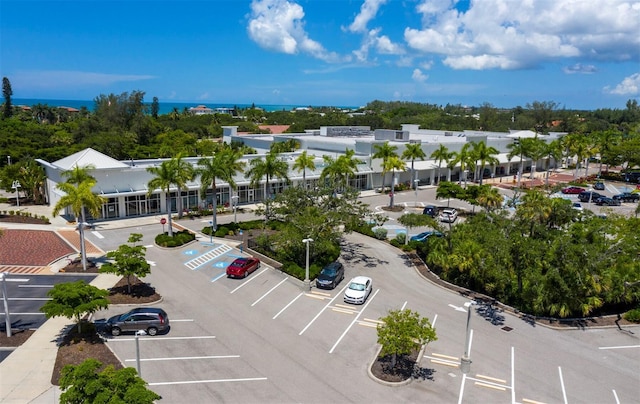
[226,257,261,278]
[561,186,585,194]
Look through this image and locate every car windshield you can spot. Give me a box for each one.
[322,268,336,276]
[349,282,365,291]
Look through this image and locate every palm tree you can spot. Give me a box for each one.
[246,150,290,217]
[292,151,316,188]
[320,149,361,192]
[595,130,622,176]
[172,154,196,219]
[507,139,530,188]
[430,144,451,185]
[476,186,503,212]
[53,179,106,271]
[373,141,399,193]
[544,139,563,187]
[525,137,548,182]
[449,143,474,187]
[402,143,426,190]
[147,160,178,237]
[385,155,406,208]
[470,141,499,185]
[197,147,246,231]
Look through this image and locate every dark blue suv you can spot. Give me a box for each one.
[423,205,437,218]
[316,262,345,290]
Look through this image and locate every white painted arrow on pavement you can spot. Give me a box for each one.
[448,303,467,312]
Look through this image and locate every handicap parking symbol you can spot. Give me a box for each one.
[183,250,198,256]
[214,261,229,268]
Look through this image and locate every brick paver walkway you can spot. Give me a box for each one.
[0,229,102,274]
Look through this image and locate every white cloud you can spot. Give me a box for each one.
[347,0,388,33]
[563,63,597,74]
[247,0,341,62]
[11,70,155,89]
[412,68,428,82]
[604,73,640,95]
[405,0,640,70]
[420,61,434,70]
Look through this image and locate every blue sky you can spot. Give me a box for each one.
[1,0,639,110]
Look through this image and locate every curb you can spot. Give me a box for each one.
[367,343,428,386]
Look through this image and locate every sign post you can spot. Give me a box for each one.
[160,217,166,233]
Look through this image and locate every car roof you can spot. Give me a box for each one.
[350,276,371,284]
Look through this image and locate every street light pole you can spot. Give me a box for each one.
[414,179,420,207]
[135,329,146,376]
[231,195,239,223]
[11,180,20,207]
[302,238,313,290]
[460,301,475,374]
[1,273,11,337]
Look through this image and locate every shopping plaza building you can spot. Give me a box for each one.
[37,125,566,221]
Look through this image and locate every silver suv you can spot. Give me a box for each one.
[105,307,169,336]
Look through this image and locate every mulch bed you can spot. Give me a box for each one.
[0,214,49,225]
[0,329,36,347]
[50,323,124,385]
[370,347,423,383]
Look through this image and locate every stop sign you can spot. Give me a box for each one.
[160,218,167,225]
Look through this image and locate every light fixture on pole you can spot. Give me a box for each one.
[460,301,475,374]
[135,329,147,376]
[7,156,10,165]
[11,180,20,207]
[1,273,11,337]
[414,179,420,207]
[302,238,313,290]
[231,195,239,223]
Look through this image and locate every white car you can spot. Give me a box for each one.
[344,276,372,305]
[439,208,458,223]
[572,202,584,212]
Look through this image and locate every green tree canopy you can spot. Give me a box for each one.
[99,233,151,294]
[59,358,161,404]
[377,309,437,370]
[40,281,109,333]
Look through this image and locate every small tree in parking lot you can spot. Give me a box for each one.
[377,309,437,371]
[100,233,151,294]
[40,281,109,333]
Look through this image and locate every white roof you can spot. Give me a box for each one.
[507,130,538,139]
[53,148,129,170]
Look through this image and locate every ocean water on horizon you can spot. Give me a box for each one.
[13,98,358,115]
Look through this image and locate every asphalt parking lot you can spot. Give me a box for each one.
[0,273,97,361]
[85,224,640,404]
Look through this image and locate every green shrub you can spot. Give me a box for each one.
[155,230,195,247]
[395,233,407,244]
[373,227,388,240]
[624,308,640,323]
[389,239,401,248]
[215,226,229,237]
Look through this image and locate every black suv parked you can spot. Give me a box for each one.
[316,262,345,290]
[578,191,603,203]
[612,192,640,203]
[105,307,169,336]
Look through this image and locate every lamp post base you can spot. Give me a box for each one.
[460,356,472,374]
[303,279,312,290]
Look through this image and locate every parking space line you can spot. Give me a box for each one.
[273,292,304,319]
[0,312,44,316]
[18,285,53,288]
[125,355,239,362]
[211,272,226,283]
[522,399,547,404]
[332,308,356,315]
[612,389,620,404]
[8,297,50,301]
[474,381,506,391]
[170,319,194,322]
[108,336,216,342]
[148,377,268,386]
[431,352,458,361]
[476,374,506,384]
[328,288,380,354]
[305,293,328,300]
[558,367,568,404]
[598,344,640,350]
[299,284,350,335]
[230,268,268,294]
[251,277,288,306]
[5,278,29,282]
